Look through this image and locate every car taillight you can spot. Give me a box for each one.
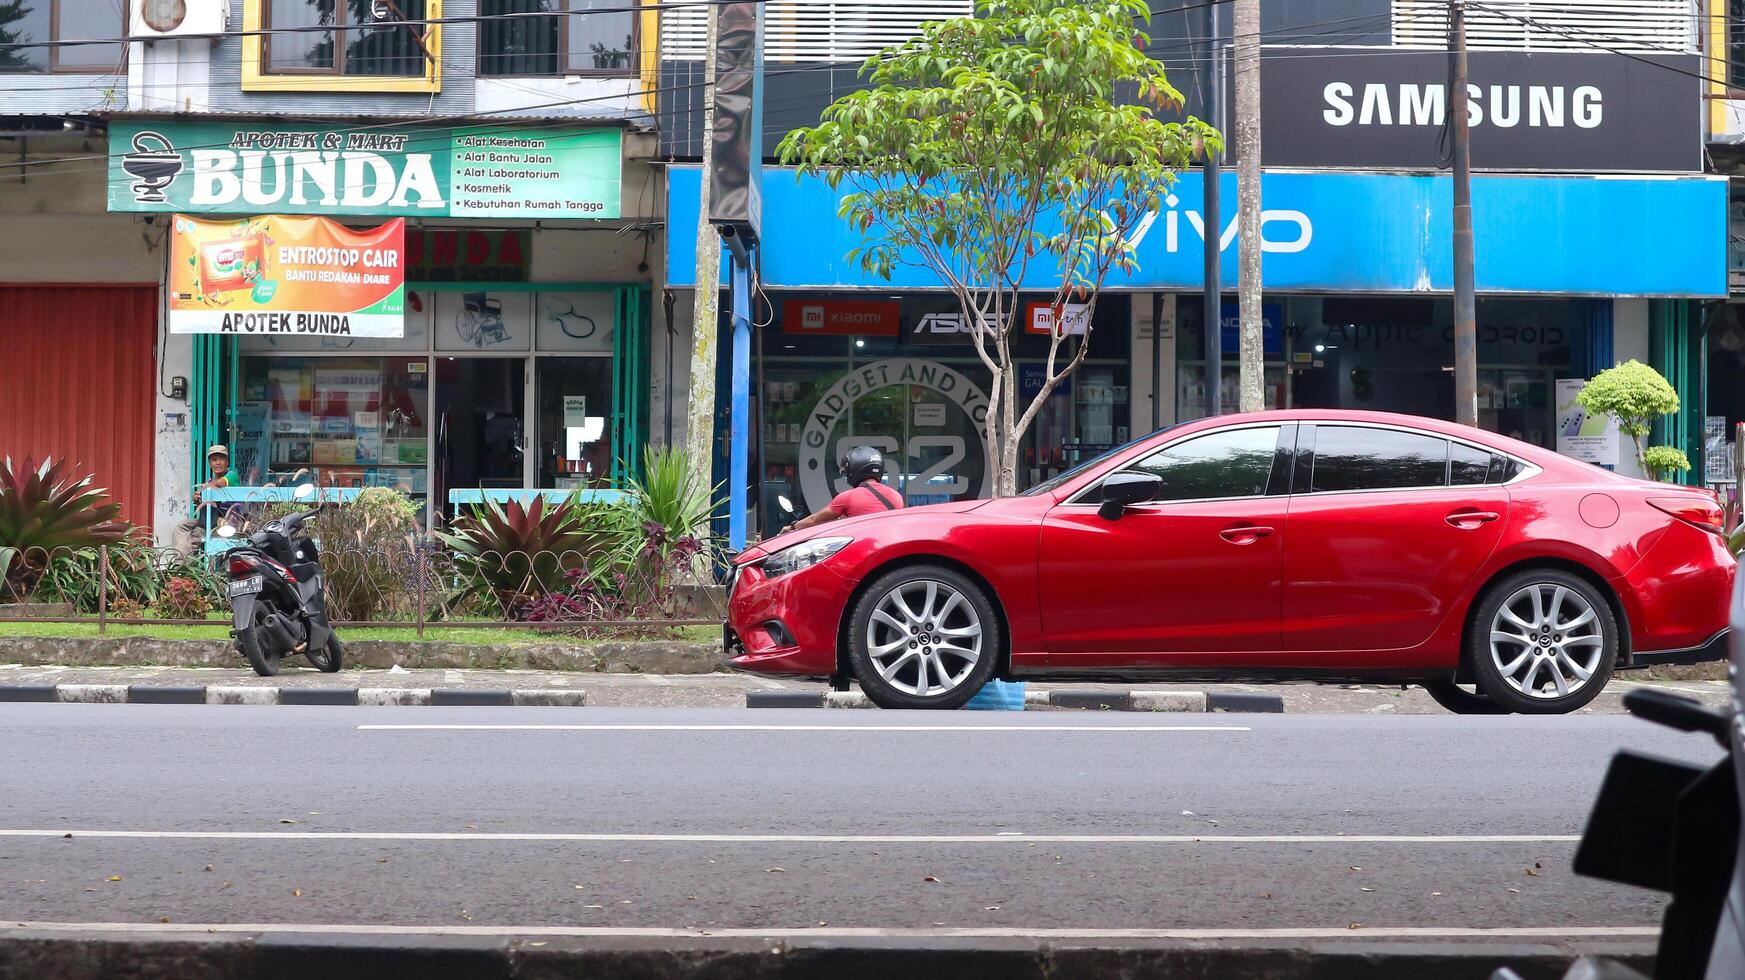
[228,556,255,575]
[1649,496,1727,536]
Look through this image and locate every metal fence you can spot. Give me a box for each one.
[0,542,726,637]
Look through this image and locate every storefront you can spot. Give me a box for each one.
[668,163,1725,529]
[753,294,1134,517]
[1173,295,1594,450]
[107,119,652,528]
[228,272,646,522]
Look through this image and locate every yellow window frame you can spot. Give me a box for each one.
[243,0,443,93]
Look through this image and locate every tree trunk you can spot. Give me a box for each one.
[1234,0,1265,413]
[682,6,722,513]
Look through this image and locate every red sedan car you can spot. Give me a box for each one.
[726,410,1735,714]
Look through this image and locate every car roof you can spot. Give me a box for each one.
[1161,409,1590,479]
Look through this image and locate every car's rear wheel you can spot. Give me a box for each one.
[847,565,1000,710]
[1467,569,1617,715]
[1421,677,1509,715]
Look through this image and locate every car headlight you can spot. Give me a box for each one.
[761,536,852,578]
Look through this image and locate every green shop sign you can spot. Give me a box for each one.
[110,121,622,219]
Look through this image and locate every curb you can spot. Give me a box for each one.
[0,685,585,707]
[744,689,1286,713]
[0,930,1658,980]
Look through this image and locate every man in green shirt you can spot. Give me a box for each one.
[174,445,233,557]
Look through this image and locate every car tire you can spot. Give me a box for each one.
[847,564,1001,710]
[1421,676,1509,715]
[1467,569,1617,715]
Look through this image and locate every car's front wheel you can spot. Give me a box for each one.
[1467,569,1617,715]
[847,564,1000,710]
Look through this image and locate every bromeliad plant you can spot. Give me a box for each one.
[0,457,131,601]
[435,493,635,615]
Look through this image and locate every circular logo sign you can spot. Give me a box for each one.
[799,358,992,513]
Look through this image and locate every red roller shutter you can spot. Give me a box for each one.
[0,285,158,527]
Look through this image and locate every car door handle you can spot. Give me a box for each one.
[1445,510,1501,529]
[1219,525,1274,545]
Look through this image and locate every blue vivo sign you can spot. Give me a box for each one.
[666,167,1725,297]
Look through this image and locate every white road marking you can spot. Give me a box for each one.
[0,830,1581,844]
[0,922,1659,941]
[354,724,1251,733]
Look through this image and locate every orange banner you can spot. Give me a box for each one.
[168,215,405,337]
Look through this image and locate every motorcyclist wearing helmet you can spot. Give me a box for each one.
[789,445,904,531]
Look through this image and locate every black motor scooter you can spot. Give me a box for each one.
[216,484,344,677]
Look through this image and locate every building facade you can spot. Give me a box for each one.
[655,0,1724,535]
[1,0,666,544]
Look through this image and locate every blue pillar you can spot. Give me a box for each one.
[728,252,752,550]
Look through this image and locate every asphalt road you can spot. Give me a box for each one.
[0,705,1726,942]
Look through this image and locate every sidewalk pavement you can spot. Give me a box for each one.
[0,663,1727,714]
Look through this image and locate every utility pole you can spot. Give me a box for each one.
[1202,0,1223,418]
[1234,0,1263,413]
[1449,0,1478,426]
[684,4,722,499]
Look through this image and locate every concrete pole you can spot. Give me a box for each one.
[1202,0,1223,417]
[1449,0,1479,427]
[684,5,723,504]
[1234,0,1264,413]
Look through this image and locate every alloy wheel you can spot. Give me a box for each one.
[1488,583,1605,700]
[864,579,984,698]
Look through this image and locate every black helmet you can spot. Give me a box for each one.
[839,445,886,485]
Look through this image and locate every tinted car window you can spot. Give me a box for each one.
[1311,426,1448,493]
[1125,426,1281,502]
[1488,454,1524,484]
[1450,443,1491,486]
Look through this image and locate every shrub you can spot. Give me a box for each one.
[1643,446,1692,482]
[108,596,148,620]
[155,576,212,620]
[313,487,420,622]
[0,457,130,601]
[1577,360,1682,476]
[30,533,163,613]
[435,494,635,615]
[629,446,715,544]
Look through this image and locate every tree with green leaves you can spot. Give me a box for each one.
[0,1,46,73]
[1576,359,1683,479]
[778,0,1218,495]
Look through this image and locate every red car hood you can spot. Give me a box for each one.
[733,499,993,564]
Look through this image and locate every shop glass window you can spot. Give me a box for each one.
[478,0,636,76]
[236,355,430,505]
[1449,442,1492,486]
[535,357,614,488]
[265,0,429,76]
[0,1,125,73]
[1311,426,1448,493]
[1123,426,1281,503]
[1733,0,1745,90]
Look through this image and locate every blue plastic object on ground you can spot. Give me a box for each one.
[964,679,1026,711]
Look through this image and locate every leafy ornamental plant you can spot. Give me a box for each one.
[628,445,716,543]
[155,576,213,621]
[1642,446,1692,483]
[778,0,1218,495]
[0,457,131,601]
[435,494,635,615]
[31,533,163,613]
[1576,360,1684,480]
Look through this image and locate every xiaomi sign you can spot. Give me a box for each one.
[782,299,901,337]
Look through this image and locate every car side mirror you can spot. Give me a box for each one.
[1097,472,1161,520]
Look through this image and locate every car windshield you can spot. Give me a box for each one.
[1019,425,1180,497]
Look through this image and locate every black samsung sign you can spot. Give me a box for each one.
[1255,46,1701,172]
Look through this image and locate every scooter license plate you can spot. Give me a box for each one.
[227,576,264,597]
